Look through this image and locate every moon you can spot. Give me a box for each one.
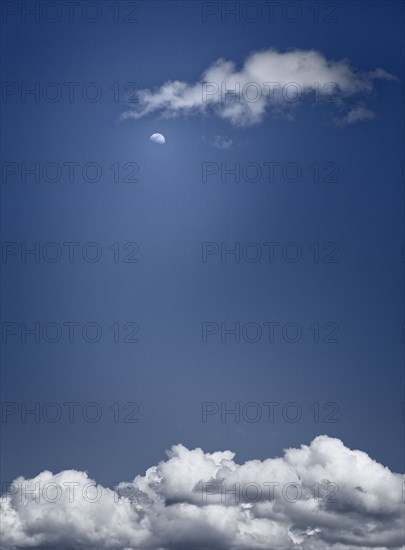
[150,133,165,145]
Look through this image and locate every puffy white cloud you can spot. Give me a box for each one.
[1,436,404,549]
[121,49,395,126]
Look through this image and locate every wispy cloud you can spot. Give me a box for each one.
[1,436,403,549]
[211,135,234,149]
[334,104,376,126]
[121,49,395,126]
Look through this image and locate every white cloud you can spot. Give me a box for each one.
[121,49,394,126]
[334,104,376,126]
[1,436,404,549]
[211,135,233,149]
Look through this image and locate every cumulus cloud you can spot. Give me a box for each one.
[121,49,394,126]
[1,436,404,550]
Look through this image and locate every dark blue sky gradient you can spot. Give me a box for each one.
[1,0,404,486]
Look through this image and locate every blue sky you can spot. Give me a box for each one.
[0,2,404,548]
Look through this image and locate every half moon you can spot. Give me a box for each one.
[150,133,165,144]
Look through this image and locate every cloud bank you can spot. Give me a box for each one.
[121,49,394,126]
[1,435,404,550]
